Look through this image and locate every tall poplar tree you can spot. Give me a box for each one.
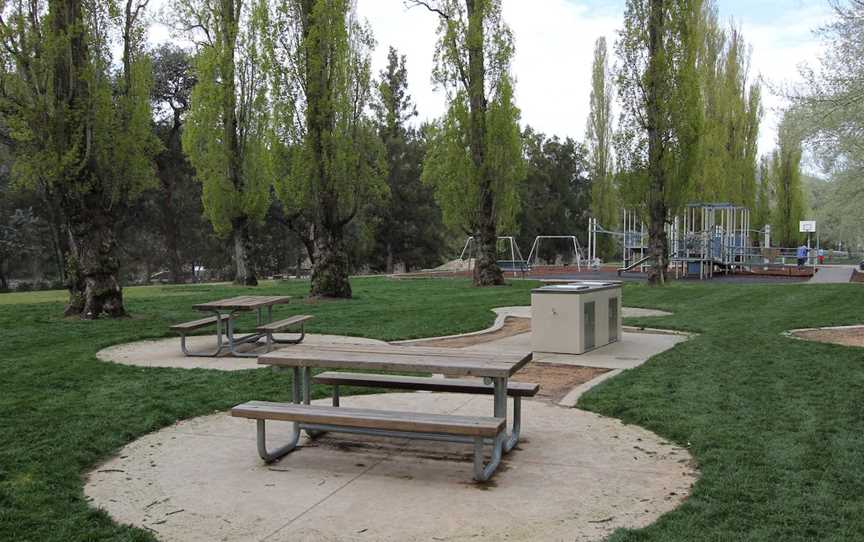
[0,0,159,317]
[616,0,703,284]
[586,36,616,260]
[175,0,271,285]
[411,0,525,286]
[770,114,805,247]
[753,155,772,240]
[264,0,386,298]
[693,6,761,207]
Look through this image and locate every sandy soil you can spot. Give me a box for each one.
[793,327,864,347]
[511,362,610,403]
[416,316,532,347]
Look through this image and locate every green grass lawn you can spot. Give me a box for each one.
[1,277,863,541]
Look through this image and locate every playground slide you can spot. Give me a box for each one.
[617,255,652,274]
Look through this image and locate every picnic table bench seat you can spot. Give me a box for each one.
[170,314,232,332]
[256,314,313,347]
[232,400,505,480]
[170,314,234,357]
[312,372,537,456]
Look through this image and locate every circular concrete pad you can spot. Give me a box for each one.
[85,393,695,541]
[97,334,387,371]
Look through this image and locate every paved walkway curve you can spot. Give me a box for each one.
[808,265,855,284]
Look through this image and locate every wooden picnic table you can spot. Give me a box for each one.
[256,344,533,478]
[193,295,292,312]
[258,344,531,378]
[187,295,293,358]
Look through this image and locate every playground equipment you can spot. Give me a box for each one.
[458,236,529,277]
[668,203,751,279]
[588,204,755,279]
[526,236,583,272]
[586,210,648,272]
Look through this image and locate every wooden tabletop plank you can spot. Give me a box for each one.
[294,343,520,360]
[193,295,292,311]
[259,345,531,378]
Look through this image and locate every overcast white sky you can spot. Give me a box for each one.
[149,0,837,156]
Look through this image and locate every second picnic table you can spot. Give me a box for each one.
[171,295,314,358]
[232,344,535,481]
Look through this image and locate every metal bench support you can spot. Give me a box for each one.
[178,317,228,357]
[256,419,301,463]
[265,321,307,350]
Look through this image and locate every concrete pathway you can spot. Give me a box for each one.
[808,265,855,284]
[85,393,695,542]
[98,306,675,371]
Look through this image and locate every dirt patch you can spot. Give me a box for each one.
[793,327,864,348]
[852,271,864,283]
[414,316,531,347]
[511,363,610,403]
[410,317,610,403]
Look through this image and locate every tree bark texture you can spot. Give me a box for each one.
[466,0,503,286]
[232,216,257,285]
[310,228,352,298]
[63,192,126,318]
[645,0,668,285]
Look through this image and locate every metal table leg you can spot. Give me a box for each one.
[294,367,326,439]
[226,310,269,357]
[473,376,508,481]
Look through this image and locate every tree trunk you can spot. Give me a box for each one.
[474,195,504,286]
[645,0,668,285]
[63,197,126,319]
[232,216,257,285]
[646,204,668,285]
[311,228,351,298]
[465,0,502,286]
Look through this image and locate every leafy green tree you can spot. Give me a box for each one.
[175,0,271,286]
[517,129,591,262]
[264,0,386,298]
[586,36,617,260]
[791,1,864,251]
[770,115,805,248]
[114,44,218,285]
[753,155,772,241]
[616,0,704,284]
[411,0,525,286]
[0,0,159,317]
[370,48,446,273]
[793,1,864,167]
[693,6,761,206]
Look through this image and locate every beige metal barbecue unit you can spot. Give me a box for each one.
[531,281,623,355]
